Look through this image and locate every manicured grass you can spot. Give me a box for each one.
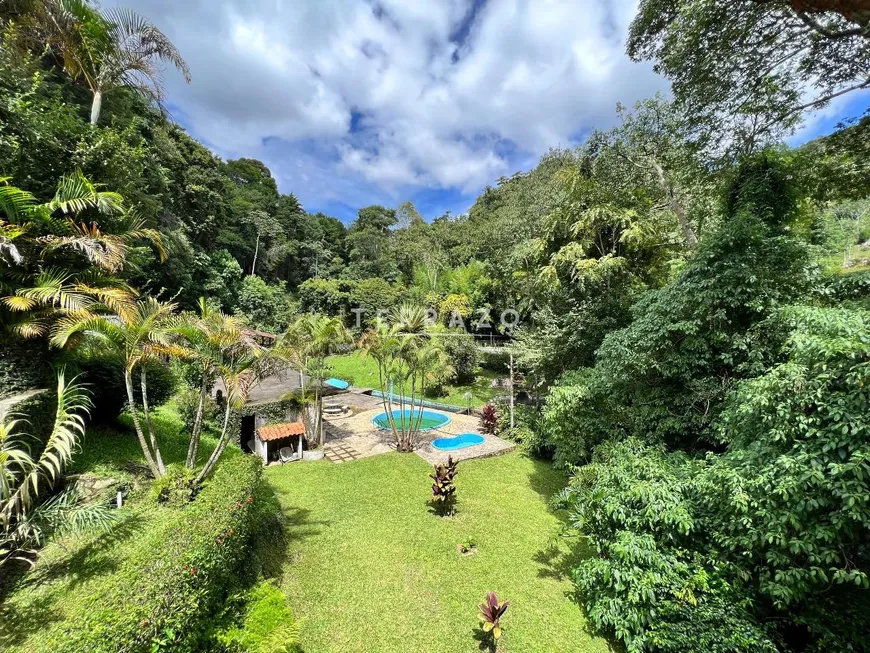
[326,350,500,408]
[267,452,609,653]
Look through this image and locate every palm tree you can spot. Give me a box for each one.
[193,328,267,485]
[176,298,247,470]
[39,0,191,124]
[276,314,350,447]
[50,297,186,478]
[1,172,163,337]
[1,370,112,569]
[360,305,450,452]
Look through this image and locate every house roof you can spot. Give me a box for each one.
[212,364,348,407]
[257,421,306,441]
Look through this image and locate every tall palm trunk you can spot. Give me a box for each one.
[195,399,233,485]
[90,90,103,125]
[124,369,160,477]
[185,380,207,469]
[140,368,166,475]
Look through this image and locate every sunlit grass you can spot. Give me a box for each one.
[267,452,610,653]
[326,350,500,408]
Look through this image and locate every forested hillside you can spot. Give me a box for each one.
[2,1,870,651]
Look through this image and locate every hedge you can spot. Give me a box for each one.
[44,454,268,652]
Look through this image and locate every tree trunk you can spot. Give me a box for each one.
[185,380,208,469]
[124,369,160,477]
[195,399,233,485]
[251,231,260,276]
[90,90,103,125]
[652,160,698,249]
[140,367,166,475]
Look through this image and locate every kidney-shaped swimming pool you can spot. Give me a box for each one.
[432,433,485,451]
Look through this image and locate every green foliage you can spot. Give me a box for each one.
[215,581,301,653]
[51,454,266,652]
[0,336,51,399]
[74,357,177,421]
[628,0,870,160]
[558,306,870,651]
[1,371,106,569]
[545,153,813,463]
[150,464,196,506]
[296,277,357,316]
[440,330,479,383]
[556,439,776,652]
[235,275,297,333]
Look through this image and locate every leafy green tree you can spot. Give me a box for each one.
[628,0,870,157]
[346,205,399,279]
[35,0,190,124]
[544,153,813,463]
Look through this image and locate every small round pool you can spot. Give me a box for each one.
[432,433,485,451]
[372,409,451,431]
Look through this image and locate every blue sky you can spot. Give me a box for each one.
[135,0,868,225]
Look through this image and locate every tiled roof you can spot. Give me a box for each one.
[257,422,306,441]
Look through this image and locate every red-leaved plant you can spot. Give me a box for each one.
[480,403,498,434]
[478,591,509,641]
[429,455,458,515]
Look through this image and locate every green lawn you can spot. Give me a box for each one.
[326,350,500,408]
[267,452,610,653]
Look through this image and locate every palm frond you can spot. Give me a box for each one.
[1,371,90,522]
[46,170,124,216]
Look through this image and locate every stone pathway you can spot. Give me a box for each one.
[324,440,363,463]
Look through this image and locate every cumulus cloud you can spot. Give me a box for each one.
[125,0,669,219]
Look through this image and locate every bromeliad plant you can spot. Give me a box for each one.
[478,591,509,642]
[429,455,458,516]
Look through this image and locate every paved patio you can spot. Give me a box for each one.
[322,391,514,464]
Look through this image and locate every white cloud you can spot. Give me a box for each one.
[126,0,669,217]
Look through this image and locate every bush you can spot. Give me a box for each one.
[441,331,480,383]
[76,358,178,422]
[49,454,271,652]
[215,581,301,653]
[0,336,53,399]
[176,386,221,436]
[557,307,870,651]
[556,439,776,652]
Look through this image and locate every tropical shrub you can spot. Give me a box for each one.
[215,581,301,653]
[0,372,112,569]
[50,454,268,651]
[545,154,813,464]
[429,456,458,516]
[480,403,498,434]
[441,330,479,383]
[556,439,774,652]
[558,306,870,651]
[478,591,509,642]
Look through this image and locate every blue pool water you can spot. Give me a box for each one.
[432,433,485,451]
[372,409,451,431]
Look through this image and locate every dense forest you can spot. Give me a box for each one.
[2,0,870,651]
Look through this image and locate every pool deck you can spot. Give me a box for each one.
[323,392,515,464]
